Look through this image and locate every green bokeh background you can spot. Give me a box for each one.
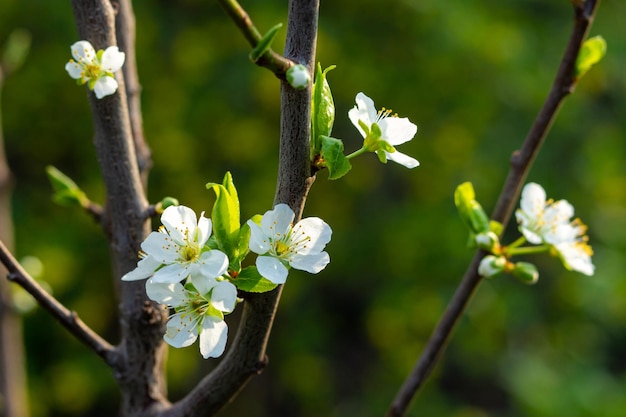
[1,0,625,416]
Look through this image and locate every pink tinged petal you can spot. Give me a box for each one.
[199,317,228,359]
[256,256,288,284]
[100,46,125,72]
[261,204,294,238]
[93,76,119,99]
[385,150,420,168]
[196,212,212,247]
[141,232,179,263]
[378,117,417,146]
[161,205,198,245]
[121,255,161,281]
[151,263,191,284]
[199,250,229,279]
[164,313,198,348]
[290,251,330,274]
[247,220,270,254]
[210,281,238,313]
[65,61,83,79]
[145,280,186,306]
[70,41,96,63]
[291,217,332,255]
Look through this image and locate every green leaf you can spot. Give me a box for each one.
[454,182,490,234]
[575,35,606,79]
[320,136,352,180]
[206,172,241,258]
[45,165,88,207]
[232,266,278,293]
[311,63,336,158]
[249,23,283,63]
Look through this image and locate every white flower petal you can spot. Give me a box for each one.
[141,232,179,264]
[70,40,96,63]
[210,281,238,313]
[385,150,420,168]
[100,46,125,72]
[519,183,546,217]
[291,217,332,255]
[93,76,119,99]
[164,313,198,348]
[65,61,83,80]
[188,273,217,296]
[348,92,376,137]
[121,255,161,281]
[247,220,270,254]
[196,213,212,247]
[290,252,330,274]
[161,205,198,245]
[199,317,228,359]
[256,256,288,284]
[145,280,186,306]
[199,250,229,279]
[151,262,192,283]
[379,116,417,146]
[261,204,294,238]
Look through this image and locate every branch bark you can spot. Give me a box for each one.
[69,1,169,415]
[160,1,319,416]
[387,1,601,416]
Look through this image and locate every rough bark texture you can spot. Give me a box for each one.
[70,1,168,415]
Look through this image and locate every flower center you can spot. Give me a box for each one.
[275,240,290,256]
[180,244,200,262]
[83,63,102,81]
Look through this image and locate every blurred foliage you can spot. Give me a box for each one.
[0,0,625,416]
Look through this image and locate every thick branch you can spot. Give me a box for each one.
[161,1,319,416]
[217,0,295,78]
[0,239,116,362]
[387,2,600,416]
[70,1,168,414]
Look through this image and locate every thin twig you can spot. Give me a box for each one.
[0,239,116,362]
[387,2,600,416]
[160,1,319,416]
[217,0,295,78]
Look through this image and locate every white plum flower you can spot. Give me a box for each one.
[348,92,419,168]
[146,275,238,359]
[247,204,332,284]
[516,182,575,244]
[65,40,125,99]
[122,205,229,284]
[516,183,594,276]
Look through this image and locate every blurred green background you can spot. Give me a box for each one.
[1,0,625,416]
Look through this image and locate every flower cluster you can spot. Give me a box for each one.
[123,194,332,358]
[455,182,594,284]
[65,40,125,99]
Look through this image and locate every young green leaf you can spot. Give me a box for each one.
[45,165,88,207]
[206,172,241,259]
[232,266,278,293]
[575,35,606,79]
[311,63,336,158]
[320,136,352,180]
[249,23,283,63]
[454,182,490,234]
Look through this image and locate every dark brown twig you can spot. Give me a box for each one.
[387,2,601,416]
[0,239,116,362]
[217,0,295,78]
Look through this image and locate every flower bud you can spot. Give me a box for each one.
[475,231,500,252]
[478,255,507,278]
[511,262,539,285]
[286,64,311,90]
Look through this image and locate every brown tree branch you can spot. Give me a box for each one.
[160,1,319,416]
[0,239,116,362]
[387,1,601,416]
[217,0,296,78]
[69,1,169,414]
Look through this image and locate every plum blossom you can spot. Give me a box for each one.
[247,204,332,284]
[348,92,419,168]
[122,205,229,284]
[65,40,125,99]
[146,275,238,358]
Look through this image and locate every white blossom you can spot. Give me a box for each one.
[65,40,125,99]
[247,204,332,284]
